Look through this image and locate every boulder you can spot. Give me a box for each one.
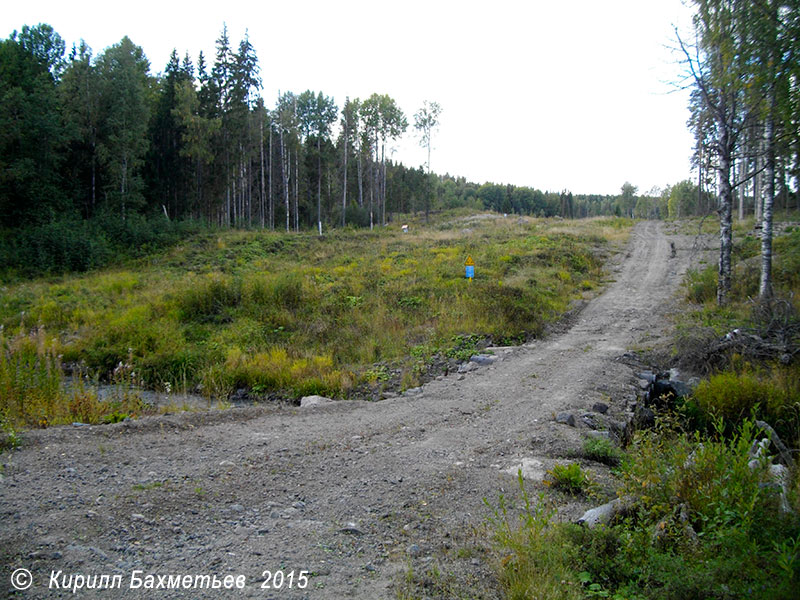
[646,375,694,409]
[581,413,600,430]
[576,497,634,528]
[633,405,656,430]
[469,354,497,366]
[457,362,478,374]
[555,412,576,427]
[300,395,333,408]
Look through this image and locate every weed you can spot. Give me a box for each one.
[544,462,591,495]
[684,266,717,304]
[583,437,623,466]
[485,471,582,600]
[0,416,22,452]
[683,367,800,445]
[489,423,800,600]
[132,481,164,491]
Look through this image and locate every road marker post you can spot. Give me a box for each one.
[465,255,475,281]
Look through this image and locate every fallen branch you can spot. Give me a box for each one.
[755,420,794,467]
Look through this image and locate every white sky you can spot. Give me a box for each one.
[3,0,697,196]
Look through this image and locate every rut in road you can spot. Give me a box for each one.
[0,221,698,599]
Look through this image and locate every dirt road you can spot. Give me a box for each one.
[0,221,699,599]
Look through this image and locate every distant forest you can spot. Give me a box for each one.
[1,16,798,277]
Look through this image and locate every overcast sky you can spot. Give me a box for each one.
[4,0,697,196]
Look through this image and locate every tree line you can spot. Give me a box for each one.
[0,23,701,232]
[0,24,424,232]
[4,18,797,280]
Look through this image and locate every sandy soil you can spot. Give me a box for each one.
[0,221,704,599]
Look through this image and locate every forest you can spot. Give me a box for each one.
[1,1,799,279]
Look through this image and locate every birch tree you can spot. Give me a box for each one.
[678,0,759,305]
[413,100,442,173]
[95,36,151,222]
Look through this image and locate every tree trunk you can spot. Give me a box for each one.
[269,124,274,230]
[754,127,763,222]
[259,118,266,229]
[317,136,322,235]
[280,128,289,232]
[737,158,745,220]
[717,118,733,306]
[342,123,348,227]
[357,145,363,209]
[381,143,386,226]
[760,94,777,300]
[294,151,299,232]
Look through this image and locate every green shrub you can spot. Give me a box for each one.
[0,327,64,428]
[178,274,242,323]
[686,369,800,444]
[609,420,800,599]
[490,422,800,600]
[545,462,590,495]
[486,473,583,600]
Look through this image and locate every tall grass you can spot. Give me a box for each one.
[0,326,146,429]
[1,212,628,412]
[0,326,63,428]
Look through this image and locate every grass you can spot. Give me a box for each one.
[544,462,592,495]
[489,423,800,600]
[1,212,629,428]
[583,436,624,466]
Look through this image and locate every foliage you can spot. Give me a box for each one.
[0,213,204,279]
[544,463,591,495]
[0,212,620,412]
[1,20,686,278]
[684,266,718,304]
[0,326,148,429]
[489,422,800,600]
[682,366,800,445]
[486,472,583,600]
[583,436,624,466]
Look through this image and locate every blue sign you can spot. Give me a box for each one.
[465,265,475,279]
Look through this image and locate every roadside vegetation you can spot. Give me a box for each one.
[0,211,629,431]
[486,216,800,600]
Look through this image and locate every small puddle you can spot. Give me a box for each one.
[64,378,222,412]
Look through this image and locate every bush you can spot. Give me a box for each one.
[685,368,800,444]
[0,213,204,280]
[178,273,242,324]
[0,219,111,277]
[609,421,800,599]
[544,462,590,495]
[490,422,800,600]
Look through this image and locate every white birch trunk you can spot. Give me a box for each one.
[759,96,776,300]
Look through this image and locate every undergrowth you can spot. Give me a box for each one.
[489,422,800,600]
[1,212,626,424]
[0,326,152,429]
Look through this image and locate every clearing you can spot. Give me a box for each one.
[0,220,701,598]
